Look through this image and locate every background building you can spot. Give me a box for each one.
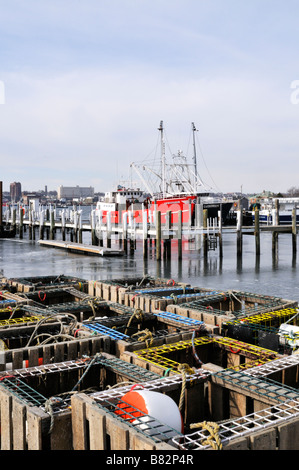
[10,182,22,202]
[57,185,94,200]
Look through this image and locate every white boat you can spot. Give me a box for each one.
[97,186,149,211]
[251,197,299,225]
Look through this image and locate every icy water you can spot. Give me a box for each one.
[1,227,299,303]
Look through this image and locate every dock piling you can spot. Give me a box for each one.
[292,207,297,256]
[2,199,299,261]
[255,208,260,256]
[236,203,243,257]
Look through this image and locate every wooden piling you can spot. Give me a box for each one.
[28,209,33,240]
[78,211,83,244]
[218,208,223,258]
[4,198,299,263]
[156,210,161,261]
[255,208,260,256]
[50,210,55,240]
[12,208,16,235]
[236,203,243,257]
[19,207,23,239]
[272,199,279,254]
[107,211,111,248]
[178,210,182,260]
[61,210,66,241]
[163,210,171,259]
[203,209,208,257]
[142,207,148,259]
[292,207,297,256]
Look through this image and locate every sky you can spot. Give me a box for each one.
[1,0,299,195]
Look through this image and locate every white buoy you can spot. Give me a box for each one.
[115,387,183,434]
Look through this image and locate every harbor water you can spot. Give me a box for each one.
[1,222,299,304]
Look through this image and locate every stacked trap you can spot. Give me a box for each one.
[0,274,298,450]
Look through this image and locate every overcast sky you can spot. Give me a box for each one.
[1,0,299,195]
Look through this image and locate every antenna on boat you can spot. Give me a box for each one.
[158,120,166,197]
[192,122,198,191]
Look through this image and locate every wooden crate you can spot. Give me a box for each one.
[120,335,281,378]
[0,335,107,371]
[0,384,72,450]
[71,393,174,450]
[0,353,160,450]
[4,275,88,293]
[71,373,206,450]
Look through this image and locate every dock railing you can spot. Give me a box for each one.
[2,201,299,259]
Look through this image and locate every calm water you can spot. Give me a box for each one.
[0,225,299,303]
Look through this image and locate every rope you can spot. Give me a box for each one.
[44,396,66,434]
[88,299,97,319]
[177,363,194,413]
[25,312,78,347]
[228,290,246,308]
[8,305,19,319]
[38,334,75,345]
[191,330,203,365]
[124,308,144,335]
[71,353,102,392]
[189,421,223,450]
[44,353,103,433]
[179,283,187,294]
[106,381,134,389]
[285,308,299,325]
[86,297,102,320]
[131,329,153,348]
[137,276,149,287]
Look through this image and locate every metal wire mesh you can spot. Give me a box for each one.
[97,396,183,444]
[173,398,299,450]
[177,291,291,317]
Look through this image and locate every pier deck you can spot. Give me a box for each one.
[2,200,299,260]
[38,239,124,256]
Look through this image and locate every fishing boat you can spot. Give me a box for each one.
[96,121,233,225]
[130,121,233,224]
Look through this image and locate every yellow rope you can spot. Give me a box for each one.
[131,329,153,348]
[190,421,223,450]
[177,363,194,413]
[87,297,102,320]
[0,339,8,351]
[124,308,144,335]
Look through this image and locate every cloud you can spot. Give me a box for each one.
[1,64,298,195]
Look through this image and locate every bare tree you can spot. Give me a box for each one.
[287,186,299,196]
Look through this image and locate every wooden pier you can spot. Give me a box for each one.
[38,239,124,256]
[2,201,299,260]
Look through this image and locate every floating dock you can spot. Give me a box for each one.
[38,239,124,256]
[0,274,299,450]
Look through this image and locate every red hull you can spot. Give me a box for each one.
[151,195,197,223]
[98,195,196,225]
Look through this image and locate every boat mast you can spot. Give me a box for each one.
[158,120,166,197]
[192,122,198,191]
